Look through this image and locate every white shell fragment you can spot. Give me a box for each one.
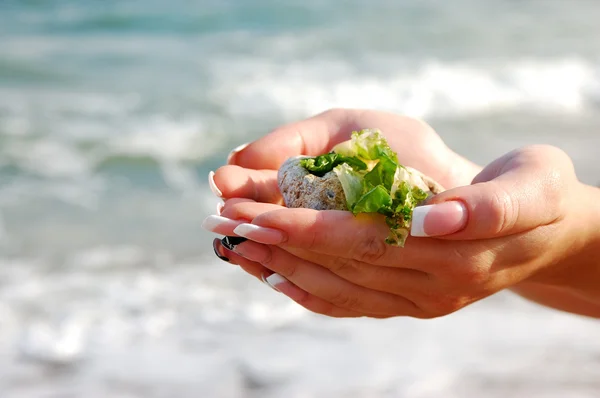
[402,166,445,196]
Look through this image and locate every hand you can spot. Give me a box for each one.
[208,142,600,318]
[205,108,481,315]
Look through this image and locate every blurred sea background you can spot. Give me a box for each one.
[1,1,600,397]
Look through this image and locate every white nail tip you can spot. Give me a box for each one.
[208,171,223,197]
[265,273,287,288]
[227,142,250,164]
[410,205,431,237]
[261,274,279,292]
[201,215,235,232]
[216,201,224,215]
[233,223,261,237]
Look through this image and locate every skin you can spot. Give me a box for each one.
[208,108,600,319]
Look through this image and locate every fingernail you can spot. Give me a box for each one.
[202,215,243,234]
[213,238,230,262]
[227,142,250,164]
[216,201,224,215]
[208,171,223,198]
[233,223,286,244]
[265,274,306,301]
[261,273,280,292]
[221,236,248,250]
[265,273,287,291]
[411,201,468,237]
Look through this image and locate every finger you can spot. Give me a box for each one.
[281,246,431,298]
[213,166,283,204]
[228,205,450,273]
[220,200,285,224]
[411,145,574,239]
[214,237,274,282]
[263,274,388,319]
[232,240,420,317]
[202,199,282,236]
[216,239,378,318]
[228,109,355,169]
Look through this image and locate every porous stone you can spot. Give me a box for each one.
[277,156,348,211]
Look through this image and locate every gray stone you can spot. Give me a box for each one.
[277,156,348,211]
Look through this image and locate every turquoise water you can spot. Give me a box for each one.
[1,1,600,397]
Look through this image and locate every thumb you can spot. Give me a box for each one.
[227,109,351,170]
[410,145,573,240]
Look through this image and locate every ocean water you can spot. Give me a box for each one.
[1,1,600,397]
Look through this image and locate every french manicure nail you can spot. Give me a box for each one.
[265,274,306,302]
[227,142,250,164]
[261,273,280,292]
[202,215,242,234]
[208,171,223,198]
[233,223,286,244]
[411,201,468,237]
[216,201,224,215]
[221,236,248,250]
[265,273,287,291]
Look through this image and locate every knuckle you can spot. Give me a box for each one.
[259,246,275,266]
[290,290,310,306]
[542,167,570,218]
[352,233,388,263]
[307,211,326,251]
[277,262,297,279]
[489,184,517,234]
[220,199,253,220]
[446,246,491,285]
[329,256,360,275]
[456,263,490,285]
[422,293,469,317]
[266,251,299,279]
[328,290,362,311]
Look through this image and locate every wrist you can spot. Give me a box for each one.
[570,183,600,288]
[511,182,600,317]
[540,182,600,295]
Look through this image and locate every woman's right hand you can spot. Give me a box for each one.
[205,108,600,319]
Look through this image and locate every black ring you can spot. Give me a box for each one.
[213,238,230,262]
[221,236,248,251]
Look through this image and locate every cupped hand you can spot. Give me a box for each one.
[207,143,596,319]
[206,108,480,317]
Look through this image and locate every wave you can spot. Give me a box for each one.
[1,249,600,397]
[210,57,600,119]
[0,58,69,83]
[1,57,599,190]
[0,111,234,212]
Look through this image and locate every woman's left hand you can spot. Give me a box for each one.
[208,145,599,319]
